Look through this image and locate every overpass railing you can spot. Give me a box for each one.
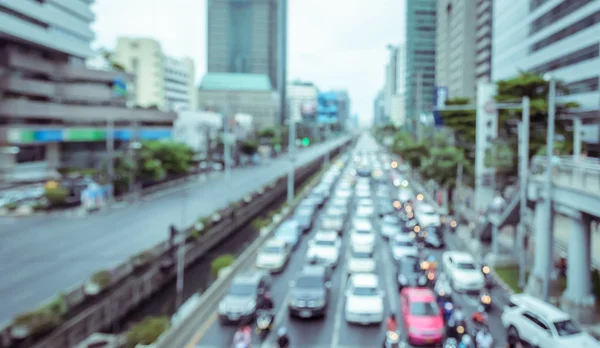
[531,156,600,196]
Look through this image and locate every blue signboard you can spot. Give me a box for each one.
[34,130,63,142]
[114,130,132,141]
[317,92,339,124]
[112,77,127,97]
[140,129,172,140]
[433,87,448,126]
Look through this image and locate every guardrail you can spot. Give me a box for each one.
[531,156,600,195]
[0,138,354,348]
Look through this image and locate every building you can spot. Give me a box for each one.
[405,0,437,130]
[206,0,281,91]
[288,81,319,123]
[113,37,196,112]
[373,90,387,126]
[475,0,493,84]
[197,73,279,130]
[384,46,399,119]
[332,90,350,129]
[0,1,174,183]
[492,0,600,152]
[435,0,477,101]
[385,44,407,127]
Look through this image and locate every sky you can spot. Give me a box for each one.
[92,0,406,126]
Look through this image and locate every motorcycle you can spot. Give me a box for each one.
[255,310,274,340]
[443,337,458,348]
[481,264,494,289]
[442,301,454,323]
[383,330,403,348]
[446,318,467,341]
[479,291,492,311]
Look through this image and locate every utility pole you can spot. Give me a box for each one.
[106,117,115,204]
[415,71,423,142]
[518,96,530,289]
[542,76,556,300]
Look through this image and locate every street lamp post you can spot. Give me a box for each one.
[106,117,115,205]
[175,187,188,309]
[518,97,530,289]
[287,118,296,204]
[541,75,556,300]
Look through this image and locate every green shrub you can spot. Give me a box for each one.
[211,254,235,277]
[3,202,18,211]
[125,316,170,348]
[251,217,270,230]
[91,270,112,289]
[31,201,47,211]
[13,295,67,336]
[44,187,69,207]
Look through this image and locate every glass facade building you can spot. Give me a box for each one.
[404,0,437,130]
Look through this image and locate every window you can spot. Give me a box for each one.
[410,301,438,316]
[352,286,378,296]
[530,0,593,35]
[553,319,582,336]
[531,10,600,52]
[522,312,551,333]
[563,77,599,95]
[455,262,477,270]
[228,283,255,296]
[531,44,599,73]
[16,145,46,163]
[296,275,324,288]
[262,245,283,254]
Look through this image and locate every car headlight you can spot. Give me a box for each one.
[481,295,491,304]
[482,266,490,274]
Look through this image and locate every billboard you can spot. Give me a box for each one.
[433,87,448,126]
[300,101,317,122]
[317,92,338,124]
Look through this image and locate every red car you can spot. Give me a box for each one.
[401,287,444,345]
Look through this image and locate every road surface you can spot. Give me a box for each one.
[188,135,509,348]
[0,137,349,325]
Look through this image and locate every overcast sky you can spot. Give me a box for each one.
[92,0,405,126]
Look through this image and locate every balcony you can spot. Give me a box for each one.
[475,50,491,65]
[4,49,133,83]
[0,75,114,102]
[476,37,491,52]
[476,11,491,28]
[0,99,176,123]
[476,62,491,76]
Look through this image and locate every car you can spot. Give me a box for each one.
[423,225,445,248]
[274,220,301,249]
[255,238,291,273]
[347,244,376,275]
[415,203,441,227]
[401,287,444,345]
[441,251,485,292]
[325,206,347,220]
[307,231,341,267]
[320,215,345,235]
[397,255,427,289]
[309,190,327,208]
[335,188,352,199]
[377,200,395,217]
[355,188,370,198]
[356,167,372,177]
[380,215,402,239]
[350,222,376,249]
[293,205,314,233]
[218,271,271,324]
[398,187,413,203]
[331,197,350,210]
[390,233,418,261]
[344,273,385,325]
[355,205,375,218]
[302,263,333,284]
[501,294,600,348]
[288,266,331,318]
[357,198,374,207]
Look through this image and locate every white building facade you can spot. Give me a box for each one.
[288,81,319,123]
[113,37,196,112]
[492,0,600,147]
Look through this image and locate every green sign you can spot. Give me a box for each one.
[301,138,310,146]
[64,129,106,141]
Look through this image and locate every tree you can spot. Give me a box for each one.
[439,98,476,161]
[484,140,515,190]
[240,140,259,156]
[494,71,578,178]
[258,128,276,138]
[392,132,429,171]
[125,316,170,348]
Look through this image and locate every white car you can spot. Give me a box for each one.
[501,294,600,348]
[441,251,484,292]
[398,188,413,203]
[307,231,341,267]
[255,239,291,272]
[331,197,350,210]
[350,225,376,249]
[415,203,441,227]
[335,189,352,198]
[344,273,385,325]
[347,245,376,275]
[390,234,418,261]
[321,216,344,234]
[355,205,375,218]
[356,189,370,198]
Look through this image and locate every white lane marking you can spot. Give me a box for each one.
[330,246,349,348]
[381,238,398,309]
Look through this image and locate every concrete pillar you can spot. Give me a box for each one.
[561,210,596,323]
[45,143,60,174]
[573,118,582,160]
[526,197,554,297]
